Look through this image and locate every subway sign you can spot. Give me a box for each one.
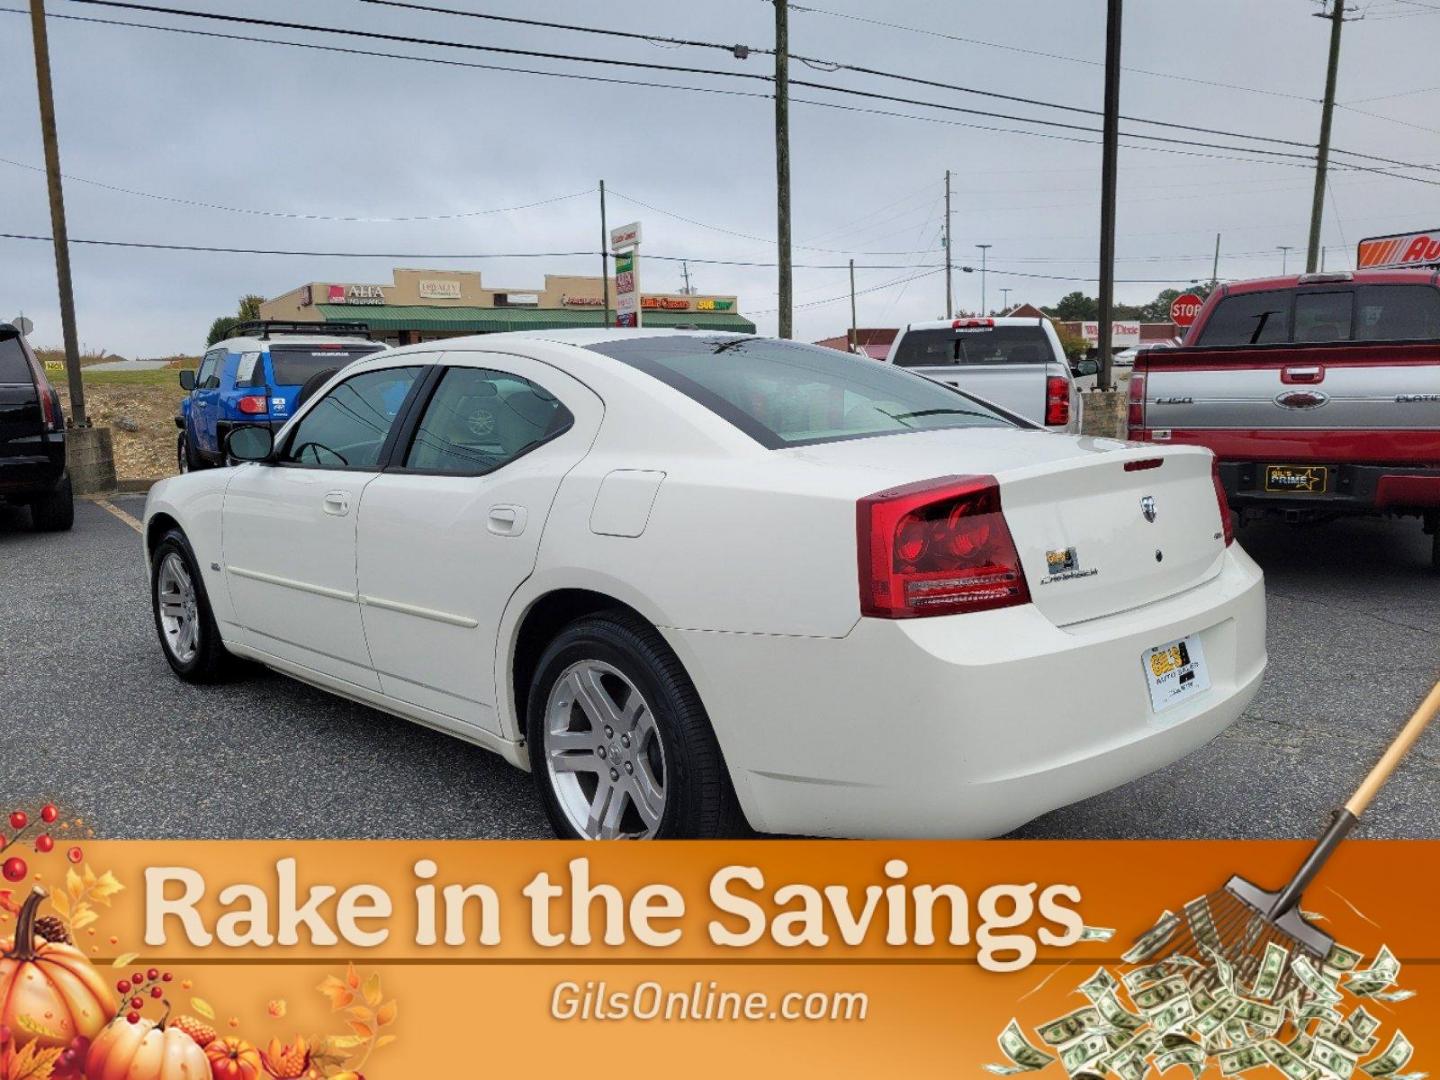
[1357,228,1440,270]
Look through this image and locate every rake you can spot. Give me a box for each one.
[1131,679,1440,1005]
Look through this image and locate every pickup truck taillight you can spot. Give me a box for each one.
[1127,371,1146,436]
[1045,375,1070,427]
[237,394,269,415]
[857,475,1030,618]
[1212,457,1235,547]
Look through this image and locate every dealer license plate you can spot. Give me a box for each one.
[1143,634,1211,713]
[1264,464,1328,494]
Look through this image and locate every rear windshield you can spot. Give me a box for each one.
[268,343,383,386]
[0,335,34,384]
[586,336,1017,449]
[1197,283,1440,346]
[891,325,1055,367]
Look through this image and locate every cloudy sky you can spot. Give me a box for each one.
[3,0,1439,356]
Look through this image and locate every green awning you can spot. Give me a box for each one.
[314,304,756,334]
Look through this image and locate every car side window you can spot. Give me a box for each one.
[402,366,573,476]
[280,366,421,470]
[235,351,263,387]
[196,350,223,390]
[1294,291,1354,343]
[1355,285,1440,341]
[1196,291,1291,346]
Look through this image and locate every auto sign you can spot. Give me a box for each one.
[1357,228,1440,270]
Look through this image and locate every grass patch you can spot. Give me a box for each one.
[49,368,183,388]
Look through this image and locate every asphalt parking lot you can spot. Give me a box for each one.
[1,494,1437,841]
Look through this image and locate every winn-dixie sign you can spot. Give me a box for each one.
[1358,228,1440,270]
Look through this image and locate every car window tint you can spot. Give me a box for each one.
[235,351,263,387]
[404,367,573,475]
[196,351,222,390]
[0,335,32,383]
[1294,291,1354,343]
[281,366,421,470]
[1354,284,1440,341]
[269,344,384,387]
[587,336,1015,449]
[1196,290,1291,346]
[892,326,1054,367]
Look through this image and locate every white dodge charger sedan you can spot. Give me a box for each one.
[143,329,1265,840]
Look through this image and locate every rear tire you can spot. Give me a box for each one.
[526,610,746,839]
[29,475,74,532]
[1430,521,1439,573]
[177,433,207,473]
[150,528,242,683]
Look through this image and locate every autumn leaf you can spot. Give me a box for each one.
[14,1014,64,1041]
[374,1034,398,1050]
[82,864,96,889]
[111,952,138,968]
[191,998,216,1021]
[346,1021,373,1041]
[4,1041,63,1080]
[65,869,83,903]
[70,907,98,932]
[375,1000,397,1027]
[317,976,354,1011]
[361,972,382,1008]
[323,1035,366,1052]
[344,1007,372,1024]
[344,963,360,990]
[44,892,65,919]
[90,871,124,905]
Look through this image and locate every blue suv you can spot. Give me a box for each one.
[176,322,381,471]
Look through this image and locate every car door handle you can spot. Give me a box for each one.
[322,491,351,516]
[487,504,527,536]
[1282,365,1324,384]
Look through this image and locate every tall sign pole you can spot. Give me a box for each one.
[774,0,793,338]
[28,0,86,426]
[599,180,611,328]
[1096,0,1123,393]
[610,221,642,329]
[1306,1,1347,274]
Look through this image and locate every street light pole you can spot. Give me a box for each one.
[999,287,1012,313]
[599,179,610,327]
[1278,245,1294,275]
[976,244,992,315]
[943,169,953,319]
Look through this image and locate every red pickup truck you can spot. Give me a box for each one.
[1128,270,1440,568]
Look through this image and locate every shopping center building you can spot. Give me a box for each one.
[258,268,755,345]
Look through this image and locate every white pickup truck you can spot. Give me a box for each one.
[882,317,1083,431]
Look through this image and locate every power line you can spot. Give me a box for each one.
[0,157,594,221]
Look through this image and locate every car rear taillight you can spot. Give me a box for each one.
[1211,456,1235,547]
[1127,371,1147,437]
[1045,375,1070,427]
[857,475,1031,619]
[237,394,268,415]
[953,318,994,329]
[24,354,60,432]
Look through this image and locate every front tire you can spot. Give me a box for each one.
[526,610,745,839]
[150,528,239,682]
[29,475,74,532]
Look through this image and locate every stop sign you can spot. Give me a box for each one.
[1170,292,1204,328]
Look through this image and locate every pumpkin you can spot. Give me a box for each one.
[86,1015,210,1080]
[206,1036,264,1080]
[0,887,114,1049]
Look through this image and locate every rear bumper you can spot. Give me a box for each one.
[0,436,66,499]
[671,545,1265,838]
[1220,461,1440,515]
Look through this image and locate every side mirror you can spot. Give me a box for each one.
[178,369,195,391]
[1073,358,1100,377]
[226,425,275,463]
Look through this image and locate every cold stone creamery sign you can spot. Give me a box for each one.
[418,280,462,300]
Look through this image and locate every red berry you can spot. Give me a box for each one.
[129,996,143,1010]
[116,980,130,994]
[8,812,26,832]
[66,846,82,864]
[150,987,162,999]
[146,968,159,981]
[2,857,27,883]
[161,972,173,982]
[132,972,144,985]
[40,805,58,824]
[34,835,53,853]
[126,1012,140,1025]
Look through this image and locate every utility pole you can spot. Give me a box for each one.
[1210,232,1221,290]
[848,258,858,352]
[999,287,1012,313]
[680,260,693,295]
[943,169,953,319]
[599,179,611,327]
[1097,0,1123,393]
[976,244,992,315]
[1278,245,1294,274]
[1306,0,1347,274]
[773,0,793,338]
[28,0,85,426]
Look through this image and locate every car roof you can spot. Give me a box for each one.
[899,317,1049,332]
[212,334,380,349]
[1220,269,1440,295]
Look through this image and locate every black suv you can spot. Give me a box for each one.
[0,323,73,531]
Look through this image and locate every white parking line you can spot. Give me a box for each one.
[92,498,143,535]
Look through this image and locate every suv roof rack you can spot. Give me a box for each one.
[230,320,372,341]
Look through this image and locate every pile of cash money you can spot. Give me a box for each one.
[986,910,1420,1079]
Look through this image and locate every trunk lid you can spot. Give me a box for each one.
[786,427,1228,626]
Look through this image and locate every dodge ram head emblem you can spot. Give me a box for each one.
[1275,390,1330,410]
[1141,495,1157,523]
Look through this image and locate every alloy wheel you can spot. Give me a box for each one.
[156,552,201,664]
[543,659,667,839]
